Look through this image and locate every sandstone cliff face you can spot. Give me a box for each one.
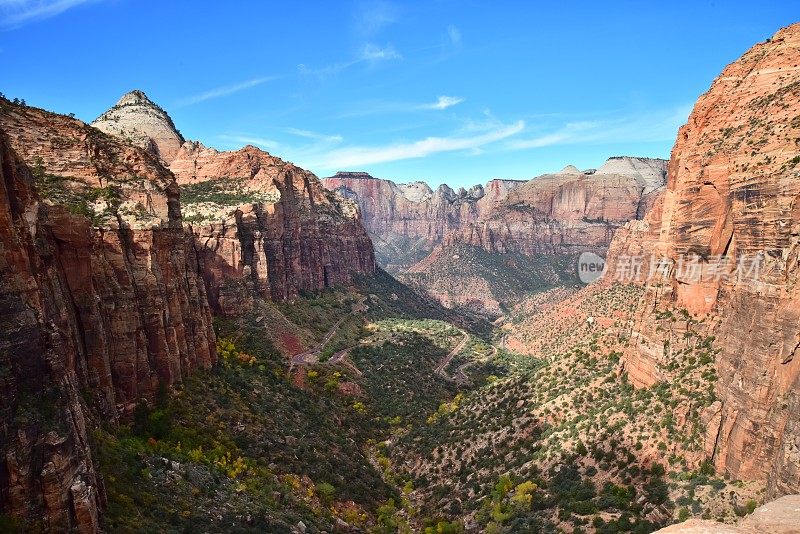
[322,171,524,272]
[91,93,377,312]
[170,144,376,313]
[606,23,800,498]
[0,100,216,531]
[91,90,185,163]
[441,157,668,255]
[397,158,667,314]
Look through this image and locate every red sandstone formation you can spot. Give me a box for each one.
[93,95,376,313]
[438,158,667,256]
[394,159,667,314]
[0,90,376,530]
[0,100,216,532]
[605,23,800,498]
[322,171,524,272]
[170,144,376,312]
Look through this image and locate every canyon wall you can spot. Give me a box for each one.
[93,95,377,315]
[171,144,377,314]
[322,171,524,272]
[393,159,667,314]
[0,101,217,531]
[439,158,668,256]
[606,23,800,498]
[0,90,378,530]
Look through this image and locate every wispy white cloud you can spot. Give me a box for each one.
[354,0,398,37]
[313,120,525,168]
[176,76,277,107]
[285,127,343,143]
[447,25,461,46]
[421,95,465,110]
[508,121,599,149]
[508,105,692,149]
[360,42,401,61]
[0,0,100,29]
[298,43,401,79]
[334,95,464,118]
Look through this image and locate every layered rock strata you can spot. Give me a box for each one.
[172,144,377,313]
[322,171,524,272]
[397,158,667,313]
[0,100,216,531]
[93,95,377,314]
[605,23,800,498]
[91,90,185,164]
[439,157,667,256]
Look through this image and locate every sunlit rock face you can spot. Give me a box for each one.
[605,22,800,497]
[322,171,525,272]
[93,93,377,314]
[438,157,668,256]
[170,146,376,313]
[92,89,185,164]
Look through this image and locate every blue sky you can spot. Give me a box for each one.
[0,1,796,187]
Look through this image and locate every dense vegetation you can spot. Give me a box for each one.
[94,276,475,532]
[92,278,761,532]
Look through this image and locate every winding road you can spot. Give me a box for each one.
[290,305,503,386]
[289,296,367,367]
[435,330,469,377]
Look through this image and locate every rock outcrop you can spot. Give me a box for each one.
[438,157,668,256]
[0,100,216,531]
[90,94,377,314]
[322,171,524,272]
[653,495,800,533]
[92,90,185,163]
[605,23,800,498]
[170,144,376,313]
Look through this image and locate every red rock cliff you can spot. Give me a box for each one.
[606,23,800,498]
[170,143,376,314]
[441,158,667,256]
[93,93,377,313]
[322,171,524,272]
[0,100,216,531]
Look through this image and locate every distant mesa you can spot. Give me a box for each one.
[330,171,378,180]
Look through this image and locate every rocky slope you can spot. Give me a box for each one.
[598,22,800,499]
[322,171,524,272]
[401,158,667,314]
[91,90,185,164]
[0,100,216,531]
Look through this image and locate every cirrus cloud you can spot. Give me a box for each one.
[0,0,101,30]
[314,120,525,169]
[421,96,465,110]
[175,76,278,107]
